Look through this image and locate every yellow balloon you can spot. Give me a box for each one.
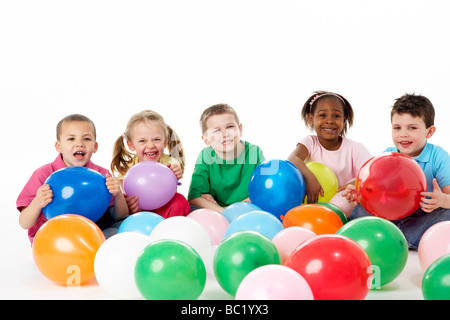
[304,161,338,203]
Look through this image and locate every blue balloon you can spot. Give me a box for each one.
[222,202,261,223]
[43,167,111,222]
[248,159,305,221]
[224,210,283,240]
[117,211,164,236]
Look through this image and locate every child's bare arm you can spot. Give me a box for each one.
[288,143,324,203]
[189,196,224,213]
[19,184,53,229]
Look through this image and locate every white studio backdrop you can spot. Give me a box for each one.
[1,0,450,244]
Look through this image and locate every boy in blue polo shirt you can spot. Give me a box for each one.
[344,94,450,249]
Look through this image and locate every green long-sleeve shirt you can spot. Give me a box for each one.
[188,141,265,207]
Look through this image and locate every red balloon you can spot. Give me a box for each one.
[285,234,372,300]
[355,152,426,220]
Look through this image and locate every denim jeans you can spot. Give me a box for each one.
[349,204,450,250]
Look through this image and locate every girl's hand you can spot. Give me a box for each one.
[105,174,121,197]
[304,174,324,204]
[341,184,358,205]
[125,194,140,214]
[35,184,53,209]
[167,163,183,180]
[421,179,446,213]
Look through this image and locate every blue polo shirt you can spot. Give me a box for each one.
[384,142,450,192]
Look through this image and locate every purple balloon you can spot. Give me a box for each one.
[123,161,177,211]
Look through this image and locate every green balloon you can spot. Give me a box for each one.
[134,240,206,300]
[422,254,450,300]
[213,231,280,296]
[317,202,348,225]
[336,216,407,288]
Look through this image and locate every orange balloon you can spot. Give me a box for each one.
[282,204,343,235]
[32,214,105,286]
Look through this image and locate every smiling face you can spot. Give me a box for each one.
[307,97,345,149]
[202,112,243,159]
[55,120,98,167]
[391,112,435,157]
[127,120,167,162]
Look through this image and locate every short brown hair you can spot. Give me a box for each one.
[200,104,240,134]
[391,93,435,128]
[56,114,96,140]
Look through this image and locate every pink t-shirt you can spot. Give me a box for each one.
[299,135,372,186]
[16,154,113,244]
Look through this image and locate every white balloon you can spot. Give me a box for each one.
[94,232,152,299]
[149,216,212,265]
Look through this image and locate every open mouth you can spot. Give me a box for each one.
[399,141,413,147]
[145,151,158,159]
[222,140,232,145]
[73,151,86,160]
[322,127,337,133]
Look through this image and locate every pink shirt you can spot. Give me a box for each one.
[300,135,372,186]
[16,154,113,244]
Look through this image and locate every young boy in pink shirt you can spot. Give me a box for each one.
[16,114,129,244]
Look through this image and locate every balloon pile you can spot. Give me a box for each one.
[31,154,446,300]
[355,152,427,220]
[33,204,426,300]
[43,167,111,222]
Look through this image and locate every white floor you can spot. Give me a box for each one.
[0,210,424,300]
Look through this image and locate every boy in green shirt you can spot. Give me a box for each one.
[188,104,265,213]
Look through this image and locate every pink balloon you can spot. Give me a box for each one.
[123,161,177,211]
[235,265,314,300]
[187,209,229,246]
[272,227,316,264]
[329,190,355,218]
[418,221,450,271]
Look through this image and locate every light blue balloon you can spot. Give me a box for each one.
[118,211,164,236]
[224,210,283,240]
[222,202,261,223]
